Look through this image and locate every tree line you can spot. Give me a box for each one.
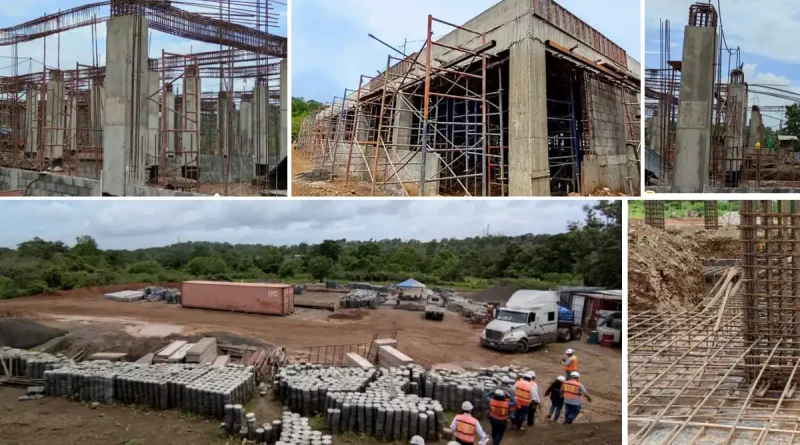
[0,201,622,299]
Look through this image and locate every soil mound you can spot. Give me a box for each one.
[472,285,518,303]
[0,318,66,349]
[628,221,704,311]
[685,227,740,259]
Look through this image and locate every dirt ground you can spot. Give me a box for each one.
[0,283,621,444]
[292,148,385,197]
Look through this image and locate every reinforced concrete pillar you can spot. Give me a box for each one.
[508,37,549,196]
[25,88,39,155]
[183,68,200,166]
[238,97,253,158]
[146,70,160,169]
[69,95,78,153]
[749,106,762,149]
[217,91,232,157]
[45,70,64,160]
[254,78,270,175]
[102,15,149,196]
[279,59,288,162]
[673,25,717,193]
[726,83,746,175]
[90,84,105,148]
[165,85,176,154]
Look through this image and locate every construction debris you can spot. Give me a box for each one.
[339,289,387,309]
[143,287,181,304]
[240,347,287,380]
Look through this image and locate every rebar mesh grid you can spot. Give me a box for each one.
[705,201,719,230]
[645,201,665,229]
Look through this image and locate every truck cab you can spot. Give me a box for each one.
[481,290,580,353]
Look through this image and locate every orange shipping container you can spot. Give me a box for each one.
[180,281,294,316]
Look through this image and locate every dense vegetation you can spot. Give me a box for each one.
[629,200,739,219]
[0,202,622,299]
[292,97,324,141]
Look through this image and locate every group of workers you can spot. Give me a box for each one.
[408,349,591,445]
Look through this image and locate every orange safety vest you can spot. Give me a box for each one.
[563,379,582,401]
[515,380,534,406]
[564,355,579,372]
[454,414,478,443]
[489,398,510,421]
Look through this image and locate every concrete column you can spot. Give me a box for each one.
[164,85,176,154]
[45,71,64,160]
[102,15,149,196]
[748,106,762,149]
[25,88,39,155]
[69,95,78,153]
[146,70,160,168]
[254,78,269,174]
[726,83,746,174]
[673,25,717,193]
[279,59,288,162]
[90,84,105,148]
[238,97,253,157]
[650,100,667,158]
[183,68,200,166]
[508,37,549,196]
[217,91,231,157]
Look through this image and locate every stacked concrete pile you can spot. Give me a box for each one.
[144,287,181,304]
[324,366,445,442]
[154,340,187,364]
[446,297,488,319]
[45,361,127,404]
[223,408,333,445]
[0,347,74,378]
[425,366,536,418]
[183,364,256,417]
[339,289,385,309]
[275,365,376,416]
[113,363,212,409]
[186,337,218,364]
[104,290,145,302]
[293,284,307,295]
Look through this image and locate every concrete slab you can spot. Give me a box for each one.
[135,353,155,365]
[378,345,414,367]
[87,352,129,362]
[345,352,374,369]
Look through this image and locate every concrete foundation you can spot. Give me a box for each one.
[102,15,149,196]
[672,25,717,193]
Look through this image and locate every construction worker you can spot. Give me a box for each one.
[563,371,592,424]
[512,372,539,430]
[486,389,513,445]
[449,401,487,445]
[562,348,578,379]
[544,375,566,421]
[410,435,425,445]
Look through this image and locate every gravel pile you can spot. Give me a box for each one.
[0,319,65,349]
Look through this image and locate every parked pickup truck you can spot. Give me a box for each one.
[480,290,582,353]
[424,295,446,321]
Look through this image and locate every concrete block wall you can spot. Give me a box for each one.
[164,155,255,183]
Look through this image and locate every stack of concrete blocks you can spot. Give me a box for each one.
[274,365,376,416]
[0,347,74,378]
[367,338,398,362]
[167,342,195,363]
[154,340,187,364]
[186,337,218,364]
[344,352,374,370]
[183,364,256,417]
[212,355,231,368]
[378,346,414,368]
[339,289,382,309]
[87,352,128,362]
[104,290,145,302]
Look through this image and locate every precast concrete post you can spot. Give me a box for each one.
[508,37,550,196]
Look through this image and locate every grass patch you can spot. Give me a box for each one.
[123,440,143,445]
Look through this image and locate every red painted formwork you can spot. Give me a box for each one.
[180,281,294,316]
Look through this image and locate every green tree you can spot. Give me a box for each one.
[785,104,800,139]
[72,236,100,257]
[314,240,342,262]
[186,257,229,277]
[17,237,68,259]
[307,256,334,281]
[255,246,283,274]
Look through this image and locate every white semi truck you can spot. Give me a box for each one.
[480,290,582,353]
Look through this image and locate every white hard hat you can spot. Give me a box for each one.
[566,349,575,355]
[494,389,505,397]
[525,372,536,379]
[557,376,566,382]
[501,376,512,384]
[214,193,220,197]
[570,371,580,378]
[462,401,474,411]
[410,435,425,445]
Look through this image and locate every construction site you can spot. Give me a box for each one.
[0,280,621,444]
[628,199,800,443]
[0,0,288,197]
[645,2,800,193]
[293,0,641,198]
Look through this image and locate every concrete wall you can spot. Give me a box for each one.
[0,167,204,197]
[164,155,254,183]
[673,25,717,193]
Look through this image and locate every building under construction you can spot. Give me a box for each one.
[295,0,641,197]
[645,3,800,193]
[0,0,287,197]
[630,200,800,443]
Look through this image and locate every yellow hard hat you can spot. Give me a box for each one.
[645,190,656,194]
[756,142,762,150]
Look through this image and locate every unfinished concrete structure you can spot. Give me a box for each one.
[629,200,800,443]
[296,0,641,197]
[646,3,800,193]
[0,0,287,197]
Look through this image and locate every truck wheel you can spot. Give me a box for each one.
[557,328,570,342]
[572,327,583,340]
[515,339,529,353]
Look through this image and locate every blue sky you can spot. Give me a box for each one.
[293,0,641,102]
[0,200,592,250]
[646,0,800,128]
[0,0,287,93]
